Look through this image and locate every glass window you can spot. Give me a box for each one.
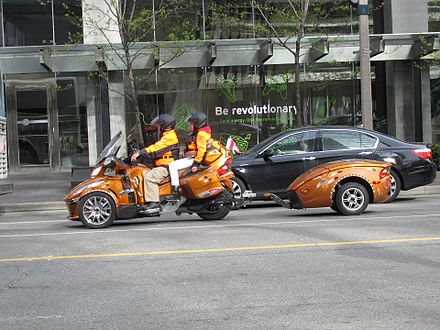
[3,0,53,46]
[322,130,376,151]
[54,0,83,44]
[135,67,205,148]
[360,133,377,148]
[205,0,254,39]
[16,90,49,165]
[205,65,261,152]
[56,74,89,167]
[155,0,202,41]
[428,0,440,32]
[270,131,315,155]
[253,0,353,38]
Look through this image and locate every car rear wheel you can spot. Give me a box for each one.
[335,182,369,215]
[79,192,116,229]
[384,170,401,203]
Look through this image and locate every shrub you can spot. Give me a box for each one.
[430,143,440,170]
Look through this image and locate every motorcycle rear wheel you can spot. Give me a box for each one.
[197,204,231,221]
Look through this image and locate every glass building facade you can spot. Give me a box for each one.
[0,0,439,170]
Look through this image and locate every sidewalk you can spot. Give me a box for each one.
[0,167,439,213]
[0,167,70,213]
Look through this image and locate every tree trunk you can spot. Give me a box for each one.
[123,45,145,145]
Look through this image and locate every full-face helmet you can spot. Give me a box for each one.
[186,112,208,131]
[146,114,176,133]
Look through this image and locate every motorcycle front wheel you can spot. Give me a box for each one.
[79,192,116,229]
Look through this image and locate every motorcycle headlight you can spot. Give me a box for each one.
[91,166,102,178]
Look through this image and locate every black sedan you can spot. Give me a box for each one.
[231,126,437,203]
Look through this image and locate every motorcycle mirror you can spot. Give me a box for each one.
[103,157,116,169]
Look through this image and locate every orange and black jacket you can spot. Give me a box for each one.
[140,129,179,167]
[187,126,224,167]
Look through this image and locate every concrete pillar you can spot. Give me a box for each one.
[421,67,433,143]
[385,61,415,141]
[383,0,431,142]
[108,71,127,156]
[82,0,122,45]
[86,77,99,166]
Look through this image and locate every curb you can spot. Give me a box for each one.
[0,202,66,214]
[399,186,440,196]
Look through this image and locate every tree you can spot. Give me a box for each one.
[252,0,353,127]
[64,0,202,143]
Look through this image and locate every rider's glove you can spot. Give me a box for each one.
[138,149,154,160]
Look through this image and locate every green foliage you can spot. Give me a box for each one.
[430,143,440,170]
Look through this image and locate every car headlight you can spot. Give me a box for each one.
[91,166,102,178]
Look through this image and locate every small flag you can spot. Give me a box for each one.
[226,137,241,155]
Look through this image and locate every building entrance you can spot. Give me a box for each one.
[6,74,90,171]
[6,76,60,171]
[16,90,49,165]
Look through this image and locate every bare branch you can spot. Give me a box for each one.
[253,0,295,55]
[287,0,301,21]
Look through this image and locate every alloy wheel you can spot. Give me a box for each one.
[341,187,365,211]
[83,196,112,225]
[231,179,243,199]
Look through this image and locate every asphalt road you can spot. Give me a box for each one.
[1,196,440,329]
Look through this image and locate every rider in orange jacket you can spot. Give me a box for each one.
[131,114,179,210]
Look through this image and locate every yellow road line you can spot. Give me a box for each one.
[1,236,440,263]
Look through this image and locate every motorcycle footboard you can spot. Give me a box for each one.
[270,193,292,209]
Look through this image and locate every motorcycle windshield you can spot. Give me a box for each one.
[96,131,123,164]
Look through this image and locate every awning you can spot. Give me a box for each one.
[0,33,439,74]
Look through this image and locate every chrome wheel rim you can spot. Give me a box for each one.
[389,175,396,197]
[231,180,242,199]
[83,196,112,225]
[341,188,365,211]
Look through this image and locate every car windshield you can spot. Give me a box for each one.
[96,131,122,164]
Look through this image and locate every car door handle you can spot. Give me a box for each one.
[301,157,316,160]
[358,151,372,155]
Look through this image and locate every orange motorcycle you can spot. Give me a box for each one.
[64,131,235,229]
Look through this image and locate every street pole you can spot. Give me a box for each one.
[357,0,373,129]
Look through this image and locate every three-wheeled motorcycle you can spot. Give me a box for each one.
[64,131,236,229]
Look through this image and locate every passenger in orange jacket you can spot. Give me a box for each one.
[168,112,215,200]
[131,114,179,210]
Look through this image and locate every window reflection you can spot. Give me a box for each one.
[56,74,89,167]
[54,0,82,44]
[3,0,53,46]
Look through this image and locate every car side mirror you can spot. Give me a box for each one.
[262,148,274,159]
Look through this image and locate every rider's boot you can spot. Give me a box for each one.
[141,202,160,211]
[167,186,180,202]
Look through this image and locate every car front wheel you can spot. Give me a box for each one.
[231,177,246,208]
[335,182,369,215]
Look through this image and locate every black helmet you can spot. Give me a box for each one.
[148,114,176,132]
[186,112,207,130]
